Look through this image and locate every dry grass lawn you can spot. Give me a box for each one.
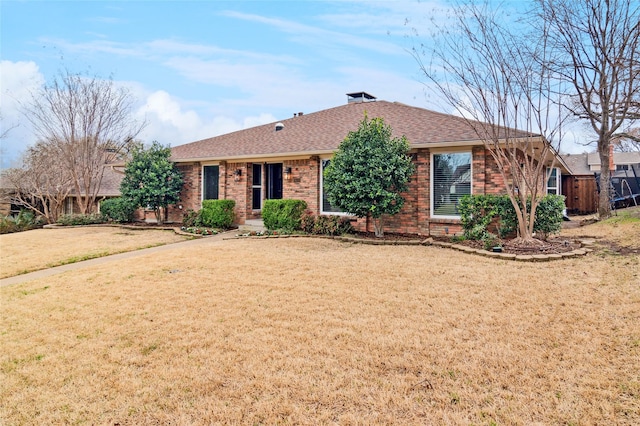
[1,217,639,424]
[0,226,190,278]
[562,206,640,252]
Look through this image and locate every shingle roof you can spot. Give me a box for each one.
[561,153,591,175]
[0,165,122,197]
[96,166,124,197]
[170,100,533,161]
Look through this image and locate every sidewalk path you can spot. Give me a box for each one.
[0,232,232,288]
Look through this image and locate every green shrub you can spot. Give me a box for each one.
[494,196,518,238]
[300,213,354,236]
[201,199,235,229]
[482,232,501,251]
[0,210,45,234]
[56,213,106,226]
[262,199,307,231]
[182,209,203,227]
[459,194,565,241]
[458,195,501,240]
[300,212,316,234]
[0,216,19,234]
[100,197,137,223]
[534,195,566,237]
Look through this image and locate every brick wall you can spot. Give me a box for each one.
[166,163,201,223]
[164,146,521,233]
[283,158,320,213]
[224,162,249,223]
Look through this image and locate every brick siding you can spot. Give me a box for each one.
[162,146,520,235]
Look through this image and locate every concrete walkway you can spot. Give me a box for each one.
[0,232,232,288]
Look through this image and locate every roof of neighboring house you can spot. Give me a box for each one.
[0,166,124,198]
[561,153,591,175]
[170,98,535,161]
[61,166,124,198]
[560,151,640,175]
[94,165,123,197]
[587,151,640,166]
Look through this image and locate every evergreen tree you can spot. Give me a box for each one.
[120,141,183,224]
[324,115,415,237]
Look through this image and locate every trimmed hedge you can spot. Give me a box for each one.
[262,199,307,231]
[182,209,203,227]
[100,197,137,223]
[201,199,235,229]
[458,194,565,240]
[300,213,354,236]
[56,213,106,226]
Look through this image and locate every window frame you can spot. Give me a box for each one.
[430,150,473,219]
[201,163,220,202]
[546,167,561,195]
[251,163,263,211]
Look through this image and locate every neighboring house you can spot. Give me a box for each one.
[61,165,124,215]
[166,92,565,236]
[0,173,21,217]
[0,165,123,219]
[560,151,640,214]
[587,151,640,172]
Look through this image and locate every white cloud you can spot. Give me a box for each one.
[136,90,277,147]
[317,0,448,35]
[221,10,405,56]
[0,60,45,168]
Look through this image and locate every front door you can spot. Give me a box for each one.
[266,163,283,200]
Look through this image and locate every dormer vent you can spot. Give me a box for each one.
[275,122,284,131]
[347,92,377,104]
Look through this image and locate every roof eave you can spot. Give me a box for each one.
[171,150,337,164]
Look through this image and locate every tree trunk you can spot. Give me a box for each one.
[373,216,384,237]
[598,144,612,219]
[155,208,163,225]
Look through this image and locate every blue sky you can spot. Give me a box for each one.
[1,0,587,169]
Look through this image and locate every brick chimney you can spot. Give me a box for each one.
[609,144,615,171]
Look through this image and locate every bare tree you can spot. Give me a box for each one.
[0,112,18,140]
[411,1,567,244]
[22,70,145,214]
[537,0,640,218]
[614,127,640,152]
[3,141,73,223]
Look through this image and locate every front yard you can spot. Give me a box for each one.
[1,217,638,424]
[0,226,190,279]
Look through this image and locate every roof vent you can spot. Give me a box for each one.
[275,122,284,131]
[347,92,377,104]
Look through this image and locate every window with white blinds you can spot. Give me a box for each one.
[431,152,472,217]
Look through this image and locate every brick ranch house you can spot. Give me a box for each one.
[163,92,566,237]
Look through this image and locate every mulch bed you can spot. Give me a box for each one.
[351,232,582,255]
[95,224,591,256]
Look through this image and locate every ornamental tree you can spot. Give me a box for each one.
[22,70,145,214]
[323,115,415,237]
[120,141,183,224]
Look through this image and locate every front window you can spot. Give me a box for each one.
[321,159,344,214]
[431,152,472,217]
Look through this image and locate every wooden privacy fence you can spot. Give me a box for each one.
[563,175,597,214]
